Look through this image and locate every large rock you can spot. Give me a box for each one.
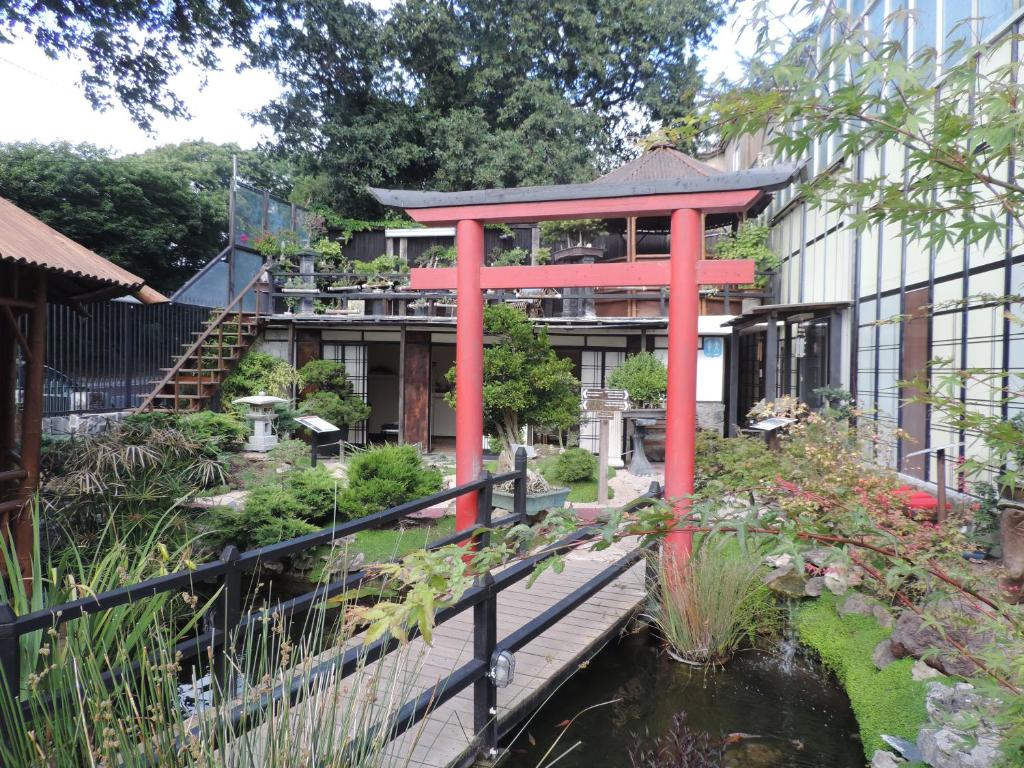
[837,592,877,617]
[872,639,897,670]
[870,750,903,768]
[763,564,807,599]
[888,599,995,677]
[916,682,1005,768]
[999,502,1024,601]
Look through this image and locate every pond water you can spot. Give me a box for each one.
[500,629,864,768]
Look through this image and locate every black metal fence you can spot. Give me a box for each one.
[26,300,211,417]
[0,449,663,762]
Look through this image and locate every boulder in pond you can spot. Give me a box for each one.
[870,751,903,768]
[888,599,995,677]
[763,564,807,599]
[916,682,1005,768]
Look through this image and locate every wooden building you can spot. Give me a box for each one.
[0,197,161,576]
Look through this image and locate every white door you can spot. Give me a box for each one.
[322,342,368,445]
[579,349,625,466]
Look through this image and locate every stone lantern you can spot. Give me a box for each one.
[232,393,287,452]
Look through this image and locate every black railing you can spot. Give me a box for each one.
[0,448,663,763]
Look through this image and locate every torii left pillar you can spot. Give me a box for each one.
[454,220,485,531]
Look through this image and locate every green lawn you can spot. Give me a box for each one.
[352,516,456,563]
[536,455,616,503]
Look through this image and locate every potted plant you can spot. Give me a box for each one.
[281,276,317,294]
[491,471,571,515]
[612,352,667,416]
[408,298,429,316]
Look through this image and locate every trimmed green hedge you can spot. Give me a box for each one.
[796,593,931,759]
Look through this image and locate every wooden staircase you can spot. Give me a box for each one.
[138,265,269,413]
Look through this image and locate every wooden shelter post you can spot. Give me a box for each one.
[15,271,46,578]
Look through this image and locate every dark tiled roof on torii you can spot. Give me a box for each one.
[592,141,723,185]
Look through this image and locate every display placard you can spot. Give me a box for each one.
[294,415,341,434]
[582,388,628,413]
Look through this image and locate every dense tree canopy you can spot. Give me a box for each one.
[251,0,726,215]
[0,141,287,291]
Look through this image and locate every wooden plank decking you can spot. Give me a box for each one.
[345,546,647,768]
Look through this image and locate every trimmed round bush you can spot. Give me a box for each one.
[180,411,248,448]
[549,447,598,484]
[337,444,443,520]
[284,466,340,524]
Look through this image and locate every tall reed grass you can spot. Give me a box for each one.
[647,537,778,665]
[0,505,427,767]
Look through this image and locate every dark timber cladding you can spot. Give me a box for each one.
[402,331,431,448]
[0,197,158,580]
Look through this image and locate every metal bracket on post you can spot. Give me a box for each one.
[0,603,20,722]
[214,545,242,701]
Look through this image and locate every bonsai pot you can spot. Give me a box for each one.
[492,487,570,515]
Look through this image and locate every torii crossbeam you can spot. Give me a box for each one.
[370,164,798,560]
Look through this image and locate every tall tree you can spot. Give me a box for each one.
[0,141,288,291]
[253,0,725,216]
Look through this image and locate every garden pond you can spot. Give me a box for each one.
[501,628,864,768]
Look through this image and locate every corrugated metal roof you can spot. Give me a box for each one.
[592,142,723,185]
[0,196,146,295]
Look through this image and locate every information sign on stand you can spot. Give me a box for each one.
[295,415,341,467]
[581,388,628,504]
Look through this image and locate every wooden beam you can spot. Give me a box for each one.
[409,259,755,291]
[1,305,32,361]
[403,190,762,225]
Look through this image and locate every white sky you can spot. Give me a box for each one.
[0,1,803,156]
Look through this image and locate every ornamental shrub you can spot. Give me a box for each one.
[180,410,248,449]
[608,352,667,408]
[549,448,597,484]
[206,484,318,551]
[221,350,298,403]
[297,360,371,427]
[284,466,340,524]
[337,445,443,520]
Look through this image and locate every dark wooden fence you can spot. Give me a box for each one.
[0,449,663,762]
[27,300,211,417]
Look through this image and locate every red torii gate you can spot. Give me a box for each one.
[370,167,796,560]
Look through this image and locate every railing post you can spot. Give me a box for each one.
[0,604,20,718]
[473,471,498,758]
[513,447,528,523]
[213,545,242,700]
[936,448,947,524]
[473,571,498,760]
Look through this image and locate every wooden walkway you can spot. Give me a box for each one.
[345,548,647,768]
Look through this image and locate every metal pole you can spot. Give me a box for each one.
[310,432,319,468]
[513,447,527,523]
[936,448,947,524]
[664,209,701,561]
[597,417,609,505]
[0,603,20,712]
[228,156,238,301]
[455,220,485,533]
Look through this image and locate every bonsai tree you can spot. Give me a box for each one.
[448,305,579,462]
[297,360,371,442]
[609,352,667,409]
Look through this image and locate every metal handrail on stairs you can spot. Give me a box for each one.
[137,263,271,412]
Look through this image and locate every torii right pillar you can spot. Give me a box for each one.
[663,208,702,561]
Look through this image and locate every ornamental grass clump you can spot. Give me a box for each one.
[648,538,778,665]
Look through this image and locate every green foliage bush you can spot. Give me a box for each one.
[693,432,784,498]
[796,593,930,758]
[710,224,780,289]
[608,352,667,408]
[549,448,597,484]
[207,485,319,551]
[222,350,298,403]
[179,411,248,448]
[337,445,443,520]
[297,359,371,427]
[284,466,340,525]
